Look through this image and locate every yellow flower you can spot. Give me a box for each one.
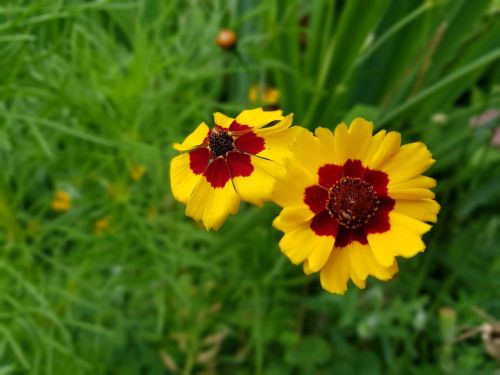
[129,163,146,181]
[51,191,71,212]
[95,216,111,235]
[170,108,299,230]
[272,118,440,294]
[248,85,280,106]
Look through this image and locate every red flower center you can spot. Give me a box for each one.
[188,121,266,189]
[303,160,394,248]
[326,177,379,229]
[209,130,234,158]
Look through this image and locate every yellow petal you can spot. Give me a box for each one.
[289,127,332,177]
[315,126,335,150]
[213,112,234,128]
[185,177,240,230]
[303,260,315,275]
[348,242,399,281]
[382,142,435,183]
[170,153,203,204]
[389,175,436,190]
[235,107,283,128]
[272,159,316,208]
[350,272,367,289]
[320,247,350,295]
[232,156,283,207]
[390,212,431,235]
[173,122,210,151]
[388,188,435,200]
[366,131,401,169]
[255,115,300,163]
[364,129,387,162]
[367,214,427,267]
[273,205,315,232]
[346,118,374,161]
[333,123,349,165]
[394,199,440,223]
[307,242,333,273]
[279,223,335,265]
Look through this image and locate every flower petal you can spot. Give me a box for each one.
[290,127,332,176]
[304,185,329,214]
[230,155,281,207]
[213,112,234,128]
[346,118,374,161]
[204,157,231,188]
[307,236,334,272]
[185,175,240,230]
[388,188,435,200]
[173,122,210,151]
[234,131,265,154]
[390,212,431,235]
[317,164,343,188]
[333,123,349,165]
[235,107,283,128]
[320,247,350,295]
[310,211,338,237]
[279,223,335,265]
[364,129,387,162]
[348,242,398,281]
[271,132,319,207]
[273,206,315,232]
[382,142,435,183]
[389,175,436,190]
[170,151,207,204]
[255,115,301,163]
[350,272,367,289]
[367,212,427,267]
[394,199,440,223]
[366,131,401,170]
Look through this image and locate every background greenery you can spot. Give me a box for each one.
[1,0,500,373]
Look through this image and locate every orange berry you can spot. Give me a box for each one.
[216,29,237,50]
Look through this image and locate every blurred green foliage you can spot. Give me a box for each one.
[1,0,500,374]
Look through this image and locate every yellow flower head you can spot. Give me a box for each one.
[51,190,71,212]
[248,85,280,106]
[170,108,299,230]
[272,118,440,294]
[95,216,111,235]
[129,163,146,181]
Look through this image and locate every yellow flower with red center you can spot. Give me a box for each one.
[272,118,440,294]
[170,108,298,230]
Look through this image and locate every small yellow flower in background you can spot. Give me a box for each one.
[95,216,111,235]
[51,191,71,212]
[272,118,440,294]
[170,107,300,230]
[147,206,158,220]
[248,85,280,106]
[216,29,237,50]
[129,162,146,181]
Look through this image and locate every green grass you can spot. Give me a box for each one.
[1,0,500,374]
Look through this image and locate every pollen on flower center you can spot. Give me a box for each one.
[326,177,379,229]
[209,130,234,157]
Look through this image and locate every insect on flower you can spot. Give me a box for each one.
[272,118,440,294]
[170,108,299,230]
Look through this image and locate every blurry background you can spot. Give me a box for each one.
[1,0,500,374]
